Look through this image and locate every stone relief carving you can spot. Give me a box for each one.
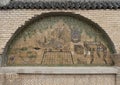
[6,16,113,66]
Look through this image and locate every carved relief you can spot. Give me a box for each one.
[74,45,84,54]
[71,29,81,43]
[6,16,113,66]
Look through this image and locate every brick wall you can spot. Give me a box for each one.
[0,9,120,54]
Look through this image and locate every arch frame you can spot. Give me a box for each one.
[1,12,116,66]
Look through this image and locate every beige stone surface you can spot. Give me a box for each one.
[0,67,118,85]
[0,73,4,85]
[20,75,115,85]
[111,54,120,66]
[0,73,116,85]
[116,74,120,85]
[0,67,118,74]
[4,73,20,85]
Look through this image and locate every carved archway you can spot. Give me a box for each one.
[3,12,116,66]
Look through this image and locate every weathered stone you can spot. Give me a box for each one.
[111,54,120,66]
[5,73,19,85]
[0,73,4,85]
[116,74,120,85]
[0,67,118,74]
[0,5,120,85]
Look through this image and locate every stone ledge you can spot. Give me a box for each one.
[0,66,119,74]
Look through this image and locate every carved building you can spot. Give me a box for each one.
[0,0,120,85]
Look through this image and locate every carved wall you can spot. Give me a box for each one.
[0,10,120,85]
[4,13,115,66]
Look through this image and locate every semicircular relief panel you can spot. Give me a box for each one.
[6,15,114,66]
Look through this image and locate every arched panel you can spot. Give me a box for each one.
[3,12,115,66]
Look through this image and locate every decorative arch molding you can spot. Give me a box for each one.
[2,12,116,66]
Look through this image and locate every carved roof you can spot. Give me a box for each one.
[1,0,120,9]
